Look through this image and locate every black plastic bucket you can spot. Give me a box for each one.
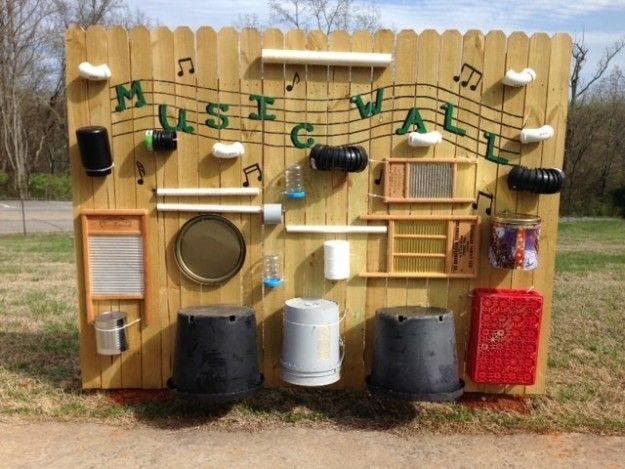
[167,305,263,404]
[367,306,464,401]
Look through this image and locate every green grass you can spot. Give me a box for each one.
[0,222,624,434]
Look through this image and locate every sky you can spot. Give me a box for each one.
[125,0,625,74]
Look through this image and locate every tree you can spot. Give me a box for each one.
[0,0,57,198]
[570,34,625,108]
[563,35,625,213]
[267,0,380,34]
[0,0,149,198]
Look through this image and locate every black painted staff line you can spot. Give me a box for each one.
[110,105,524,147]
[111,124,520,159]
[110,78,526,119]
[111,111,522,151]
[110,90,524,131]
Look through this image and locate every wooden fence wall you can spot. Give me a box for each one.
[66,26,571,394]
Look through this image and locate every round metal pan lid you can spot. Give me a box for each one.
[175,214,246,285]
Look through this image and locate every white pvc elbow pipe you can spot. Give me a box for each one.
[502,68,536,87]
[78,62,112,81]
[407,131,442,147]
[520,125,554,144]
[212,141,245,159]
[262,49,392,67]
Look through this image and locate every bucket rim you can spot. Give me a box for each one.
[95,311,127,323]
[166,376,264,405]
[366,376,465,402]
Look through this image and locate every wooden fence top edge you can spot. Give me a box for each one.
[64,25,572,42]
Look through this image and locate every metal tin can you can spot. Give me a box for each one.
[489,212,541,270]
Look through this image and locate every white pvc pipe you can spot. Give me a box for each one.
[502,68,536,87]
[156,187,260,197]
[286,224,387,234]
[212,141,245,159]
[520,125,554,144]
[78,62,112,81]
[262,49,392,67]
[157,203,262,214]
[408,131,442,147]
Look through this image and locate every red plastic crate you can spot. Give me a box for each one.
[467,288,543,385]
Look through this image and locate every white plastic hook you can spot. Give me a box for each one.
[78,62,112,81]
[502,68,536,87]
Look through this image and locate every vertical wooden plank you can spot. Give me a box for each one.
[412,31,440,308]
[239,27,263,316]
[108,26,142,388]
[325,30,351,387]
[66,27,101,389]
[525,33,571,394]
[449,30,485,388]
[85,25,120,388]
[484,32,530,395]
[345,30,373,386]
[302,30,328,300]
[364,30,394,374]
[433,30,462,312]
[217,28,243,305]
[151,26,178,383]
[472,31,506,394]
[196,27,221,308]
[511,34,551,394]
[260,28,285,386]
[491,32,530,291]
[129,26,162,388]
[512,33,551,289]
[282,28,307,384]
[469,30,507,393]
[174,27,202,312]
[387,31,414,310]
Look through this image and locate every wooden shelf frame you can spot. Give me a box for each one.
[360,214,480,278]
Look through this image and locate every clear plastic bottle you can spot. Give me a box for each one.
[285,164,306,199]
[263,254,284,288]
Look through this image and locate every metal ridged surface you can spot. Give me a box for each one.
[89,236,144,295]
[408,163,453,198]
[394,257,445,273]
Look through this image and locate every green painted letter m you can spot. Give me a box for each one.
[115,80,146,112]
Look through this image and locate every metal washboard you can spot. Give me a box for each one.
[81,210,151,324]
[383,158,477,204]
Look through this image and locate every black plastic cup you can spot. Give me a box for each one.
[76,126,114,177]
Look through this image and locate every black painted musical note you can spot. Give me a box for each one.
[374,167,384,185]
[242,163,262,187]
[286,72,300,92]
[177,57,195,76]
[472,191,493,215]
[453,63,483,91]
[136,161,146,185]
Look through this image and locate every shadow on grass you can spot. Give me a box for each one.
[0,328,416,430]
[114,386,419,431]
[0,329,82,393]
